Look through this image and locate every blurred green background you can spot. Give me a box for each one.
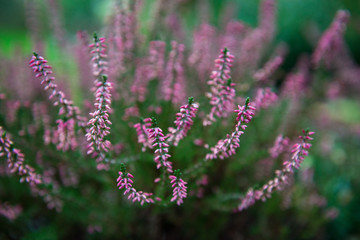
[1,0,359,64]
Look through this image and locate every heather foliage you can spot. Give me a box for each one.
[0,0,360,239]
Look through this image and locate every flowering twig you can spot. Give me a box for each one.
[0,126,42,185]
[89,33,108,79]
[268,135,290,159]
[29,52,87,130]
[86,34,113,169]
[133,118,153,152]
[236,129,315,211]
[0,127,62,211]
[312,10,350,68]
[161,41,187,104]
[206,98,256,160]
[204,48,235,126]
[0,202,22,221]
[29,53,82,151]
[169,169,187,206]
[167,97,199,146]
[117,164,155,205]
[148,118,173,173]
[253,56,283,82]
[253,88,278,110]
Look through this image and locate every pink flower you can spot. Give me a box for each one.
[0,202,22,221]
[130,41,166,102]
[75,31,93,96]
[253,56,283,82]
[206,98,256,160]
[167,97,199,146]
[204,48,236,126]
[237,189,263,212]
[123,106,140,121]
[0,126,42,185]
[148,41,166,80]
[117,164,154,205]
[281,56,309,99]
[283,129,314,172]
[268,135,290,158]
[172,43,186,105]
[220,21,247,59]
[29,53,85,151]
[258,0,276,40]
[169,170,187,206]
[147,118,173,173]
[254,88,278,110]
[85,78,112,160]
[312,10,350,68]
[89,33,108,78]
[237,28,267,76]
[161,41,187,104]
[236,129,315,212]
[133,118,153,152]
[52,119,78,152]
[188,23,216,82]
[86,34,113,167]
[29,53,87,128]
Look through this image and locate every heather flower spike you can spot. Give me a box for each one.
[148,118,173,173]
[169,169,188,206]
[167,97,199,146]
[206,97,256,160]
[254,87,278,110]
[268,135,290,158]
[29,52,86,127]
[0,126,42,185]
[133,118,153,152]
[117,164,155,205]
[161,41,187,104]
[86,33,113,169]
[29,52,86,151]
[236,129,315,211]
[204,48,236,126]
[312,10,350,68]
[253,55,283,82]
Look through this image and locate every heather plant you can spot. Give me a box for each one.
[0,0,360,239]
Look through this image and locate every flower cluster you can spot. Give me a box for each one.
[29,53,86,128]
[89,33,108,79]
[284,130,315,171]
[253,55,283,82]
[169,170,187,206]
[0,127,42,185]
[117,164,154,205]
[86,34,113,167]
[29,53,86,151]
[53,118,77,151]
[188,23,216,82]
[254,87,278,110]
[130,41,166,102]
[148,118,173,173]
[312,10,350,68]
[236,130,315,211]
[167,97,199,146]
[0,202,22,221]
[203,48,236,126]
[206,98,256,160]
[161,41,186,104]
[0,127,63,211]
[268,135,290,158]
[133,118,153,152]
